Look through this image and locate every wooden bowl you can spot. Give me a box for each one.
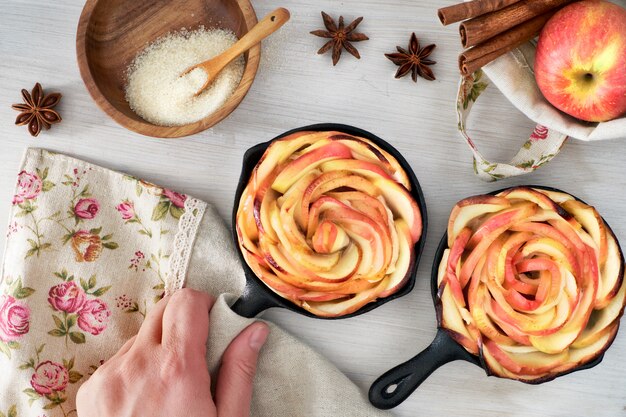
[76,0,259,138]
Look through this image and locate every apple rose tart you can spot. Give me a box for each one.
[236,131,423,317]
[437,187,625,382]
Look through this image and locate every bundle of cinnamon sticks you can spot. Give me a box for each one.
[438,0,575,76]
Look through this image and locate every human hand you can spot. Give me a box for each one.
[76,288,270,417]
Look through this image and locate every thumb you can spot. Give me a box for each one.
[215,321,270,417]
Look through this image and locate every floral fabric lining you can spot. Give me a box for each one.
[0,148,206,417]
[456,69,569,182]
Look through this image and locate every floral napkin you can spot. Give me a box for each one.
[456,42,626,181]
[0,149,386,417]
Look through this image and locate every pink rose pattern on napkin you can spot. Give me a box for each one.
[73,198,99,220]
[0,149,201,417]
[21,344,86,414]
[0,277,35,358]
[0,295,31,342]
[46,276,111,346]
[77,299,111,336]
[48,282,86,313]
[115,201,134,220]
[30,361,69,395]
[163,189,187,209]
[12,171,42,205]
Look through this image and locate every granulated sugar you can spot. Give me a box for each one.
[125,27,244,126]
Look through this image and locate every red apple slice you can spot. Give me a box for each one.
[484,299,532,345]
[498,187,571,220]
[329,193,398,271]
[340,229,386,281]
[327,133,407,183]
[263,244,313,284]
[536,188,574,204]
[472,284,517,346]
[312,220,349,254]
[372,177,422,243]
[269,203,340,273]
[447,195,511,246]
[528,252,598,354]
[254,131,329,187]
[568,324,618,368]
[327,191,389,225]
[256,186,280,243]
[446,227,472,307]
[280,170,321,231]
[572,272,626,348]
[319,159,395,181]
[321,203,392,277]
[249,260,308,302]
[272,142,353,193]
[466,203,538,249]
[264,243,360,291]
[436,250,481,354]
[483,338,569,376]
[595,233,625,308]
[459,203,538,287]
[314,243,361,282]
[296,291,348,302]
[561,200,608,263]
[379,219,414,298]
[521,237,578,277]
[439,289,480,354]
[309,172,381,203]
[237,187,259,241]
[302,276,390,317]
[300,171,381,226]
[512,224,581,277]
[496,232,536,295]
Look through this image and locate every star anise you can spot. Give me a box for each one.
[310,12,369,66]
[12,83,62,137]
[385,33,436,82]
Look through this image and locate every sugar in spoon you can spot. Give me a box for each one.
[181,7,290,96]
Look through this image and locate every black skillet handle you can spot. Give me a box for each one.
[369,329,468,410]
[230,285,279,318]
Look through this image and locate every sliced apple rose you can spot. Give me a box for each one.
[437,187,625,382]
[236,131,423,317]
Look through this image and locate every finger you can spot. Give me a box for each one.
[109,335,137,361]
[98,335,136,371]
[134,294,171,345]
[215,322,270,417]
[161,288,215,354]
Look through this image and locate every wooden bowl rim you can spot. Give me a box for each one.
[76,0,260,139]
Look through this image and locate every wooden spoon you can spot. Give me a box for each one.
[182,7,290,96]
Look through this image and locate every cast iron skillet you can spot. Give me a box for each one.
[369,185,624,410]
[230,123,428,319]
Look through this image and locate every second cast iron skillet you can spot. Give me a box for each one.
[230,123,428,319]
[368,185,623,409]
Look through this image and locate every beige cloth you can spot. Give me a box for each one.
[0,148,386,417]
[187,207,388,417]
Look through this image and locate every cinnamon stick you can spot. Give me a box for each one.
[460,0,574,48]
[458,11,555,76]
[438,0,522,26]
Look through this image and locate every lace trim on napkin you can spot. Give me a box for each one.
[165,197,207,295]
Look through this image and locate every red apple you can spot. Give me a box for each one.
[535,0,626,122]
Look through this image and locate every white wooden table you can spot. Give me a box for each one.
[1,1,625,416]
